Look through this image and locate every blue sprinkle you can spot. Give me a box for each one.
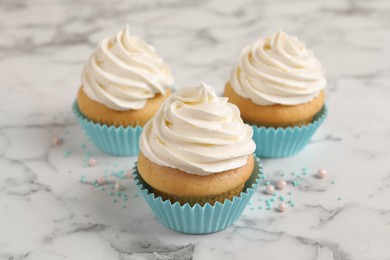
[279,196,285,201]
[108,191,114,196]
[122,205,126,209]
[288,191,292,195]
[265,181,271,186]
[81,143,87,149]
[291,172,296,176]
[258,206,263,209]
[270,198,275,202]
[112,199,117,203]
[331,180,336,185]
[63,150,71,158]
[293,180,301,187]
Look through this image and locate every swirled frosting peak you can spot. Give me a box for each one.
[229,29,326,106]
[81,25,174,111]
[140,83,256,176]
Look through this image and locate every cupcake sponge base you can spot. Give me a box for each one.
[77,87,172,127]
[224,82,325,128]
[152,184,245,207]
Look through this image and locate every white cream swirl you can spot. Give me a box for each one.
[230,29,326,106]
[81,25,174,111]
[140,83,256,176]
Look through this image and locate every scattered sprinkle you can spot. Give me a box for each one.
[266,185,275,195]
[63,150,71,158]
[317,169,327,179]
[52,136,62,146]
[278,203,286,212]
[88,158,97,167]
[97,177,106,185]
[279,196,285,201]
[292,180,300,187]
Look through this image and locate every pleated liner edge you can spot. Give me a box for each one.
[132,155,263,234]
[72,101,142,157]
[252,104,328,158]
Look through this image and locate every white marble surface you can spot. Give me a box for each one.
[1,0,390,259]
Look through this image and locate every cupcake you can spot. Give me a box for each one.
[73,25,174,156]
[134,83,262,234]
[225,29,328,157]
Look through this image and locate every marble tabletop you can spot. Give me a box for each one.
[1,0,390,259]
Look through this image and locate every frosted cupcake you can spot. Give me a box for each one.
[73,25,174,156]
[224,30,328,157]
[133,83,262,233]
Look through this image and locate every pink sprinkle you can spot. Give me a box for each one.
[276,180,287,190]
[97,177,106,185]
[115,182,124,191]
[317,168,327,179]
[88,158,96,167]
[278,203,286,212]
[52,136,62,146]
[266,185,275,195]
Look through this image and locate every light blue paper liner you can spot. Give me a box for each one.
[72,101,142,156]
[133,156,263,234]
[252,105,328,158]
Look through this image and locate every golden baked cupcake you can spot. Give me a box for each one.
[225,29,328,157]
[133,83,263,234]
[73,25,173,156]
[225,29,325,128]
[138,83,256,206]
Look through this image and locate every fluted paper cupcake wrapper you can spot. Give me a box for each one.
[252,105,328,158]
[72,101,142,156]
[133,156,263,234]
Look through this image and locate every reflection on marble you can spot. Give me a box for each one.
[0,0,390,259]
